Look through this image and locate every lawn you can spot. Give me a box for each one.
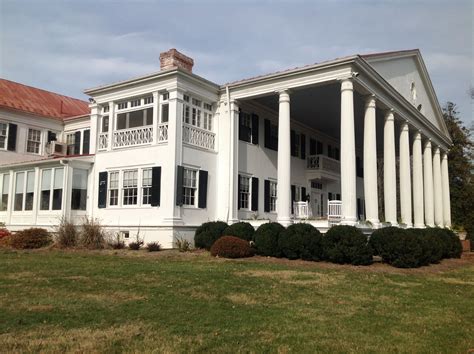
[0,249,473,353]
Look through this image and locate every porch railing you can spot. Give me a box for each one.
[98,133,108,150]
[113,125,154,148]
[182,123,215,151]
[294,201,311,219]
[328,200,342,224]
[157,123,168,143]
[307,154,340,174]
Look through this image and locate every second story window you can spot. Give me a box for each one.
[239,112,252,143]
[0,123,7,150]
[117,108,153,130]
[101,116,109,133]
[26,128,41,154]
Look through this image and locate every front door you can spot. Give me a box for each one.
[311,191,321,217]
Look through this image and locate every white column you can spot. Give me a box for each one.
[399,122,412,227]
[277,90,292,226]
[89,103,99,154]
[152,91,159,144]
[383,110,397,225]
[412,131,424,228]
[433,146,443,227]
[162,88,183,225]
[107,101,115,151]
[340,79,357,224]
[423,140,435,227]
[441,152,451,227]
[228,100,240,224]
[363,95,379,226]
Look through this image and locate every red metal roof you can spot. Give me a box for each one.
[0,78,90,120]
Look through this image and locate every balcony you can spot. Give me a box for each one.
[182,124,215,151]
[307,154,340,174]
[98,124,168,150]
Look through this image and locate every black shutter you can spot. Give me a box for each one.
[317,141,323,155]
[291,185,296,213]
[176,165,184,206]
[47,131,57,143]
[198,170,208,208]
[357,198,361,220]
[150,166,161,206]
[264,180,270,212]
[82,129,90,155]
[302,187,306,201]
[251,114,259,145]
[237,174,242,210]
[301,134,306,160]
[290,130,296,157]
[251,177,259,211]
[74,131,81,155]
[98,171,107,208]
[7,123,17,151]
[310,138,316,155]
[328,192,333,201]
[238,111,245,141]
[327,144,332,158]
[335,148,340,161]
[264,119,271,149]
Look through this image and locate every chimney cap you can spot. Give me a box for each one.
[159,48,194,73]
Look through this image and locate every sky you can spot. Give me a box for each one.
[1,0,473,125]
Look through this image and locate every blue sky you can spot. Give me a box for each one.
[1,0,472,125]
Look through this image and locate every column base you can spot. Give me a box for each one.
[277,217,293,227]
[228,218,240,225]
[162,217,184,226]
[341,217,358,226]
[414,223,426,229]
[366,219,380,229]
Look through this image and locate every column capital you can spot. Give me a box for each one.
[229,99,240,112]
[364,94,376,108]
[384,109,395,121]
[340,78,353,92]
[277,89,291,102]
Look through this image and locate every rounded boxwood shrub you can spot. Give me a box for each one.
[374,228,423,268]
[410,229,443,265]
[210,236,255,258]
[432,228,462,259]
[194,221,228,250]
[254,222,285,257]
[10,228,51,249]
[278,223,323,261]
[223,222,255,241]
[323,225,373,265]
[369,226,399,256]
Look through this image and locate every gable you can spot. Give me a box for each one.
[363,53,448,136]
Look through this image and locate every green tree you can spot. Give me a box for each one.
[442,102,474,239]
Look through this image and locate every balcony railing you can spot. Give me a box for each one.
[157,123,168,143]
[182,124,215,151]
[328,200,342,224]
[98,133,108,150]
[113,125,154,148]
[307,154,340,174]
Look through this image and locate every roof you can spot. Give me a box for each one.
[0,78,90,120]
[0,154,94,168]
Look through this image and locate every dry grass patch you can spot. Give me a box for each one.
[226,293,257,305]
[237,269,345,288]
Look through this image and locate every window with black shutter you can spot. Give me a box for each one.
[291,185,296,213]
[98,171,108,208]
[264,180,270,212]
[302,187,306,201]
[300,134,306,160]
[251,114,259,145]
[251,177,259,211]
[176,165,184,206]
[150,166,161,206]
[317,141,323,155]
[327,144,332,158]
[238,111,251,143]
[74,131,81,155]
[47,131,57,143]
[82,130,90,155]
[310,138,316,155]
[264,119,278,151]
[198,170,208,208]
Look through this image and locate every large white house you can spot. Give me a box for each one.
[0,48,453,247]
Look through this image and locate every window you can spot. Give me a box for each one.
[204,112,212,131]
[103,105,110,113]
[239,175,250,209]
[183,94,190,102]
[162,93,169,101]
[14,172,24,211]
[27,128,41,154]
[239,112,252,143]
[182,168,197,206]
[101,116,109,133]
[0,123,7,150]
[108,171,119,206]
[117,108,153,130]
[142,168,152,205]
[117,102,128,110]
[71,169,88,210]
[204,103,212,111]
[40,169,52,210]
[192,98,201,107]
[66,133,76,155]
[161,104,169,123]
[270,181,277,212]
[191,107,201,126]
[122,170,138,205]
[144,96,153,104]
[1,174,9,211]
[52,168,63,210]
[25,171,34,210]
[183,105,190,124]
[130,99,141,107]
[311,181,323,190]
[294,134,300,158]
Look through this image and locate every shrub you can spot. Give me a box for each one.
[55,217,78,249]
[79,217,106,249]
[146,242,161,252]
[175,236,192,252]
[194,221,228,250]
[369,227,399,256]
[10,228,51,249]
[0,228,11,240]
[372,228,423,268]
[323,225,373,265]
[108,234,126,249]
[222,222,255,241]
[0,228,11,248]
[411,229,443,265]
[435,228,462,259]
[210,236,255,258]
[128,242,142,250]
[254,222,285,257]
[278,223,323,261]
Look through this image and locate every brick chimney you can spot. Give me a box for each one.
[159,48,194,73]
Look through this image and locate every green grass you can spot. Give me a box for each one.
[0,249,473,353]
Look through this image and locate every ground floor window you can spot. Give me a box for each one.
[108,171,119,206]
[270,181,277,212]
[71,169,88,210]
[0,174,9,211]
[142,168,152,205]
[40,168,64,211]
[122,170,138,205]
[182,168,197,206]
[239,175,250,209]
[13,171,34,211]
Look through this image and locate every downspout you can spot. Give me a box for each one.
[226,85,231,222]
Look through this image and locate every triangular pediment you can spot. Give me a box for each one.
[362,50,449,137]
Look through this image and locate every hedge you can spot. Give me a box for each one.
[222,222,255,241]
[323,225,373,265]
[254,222,285,257]
[278,223,323,261]
[10,228,51,249]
